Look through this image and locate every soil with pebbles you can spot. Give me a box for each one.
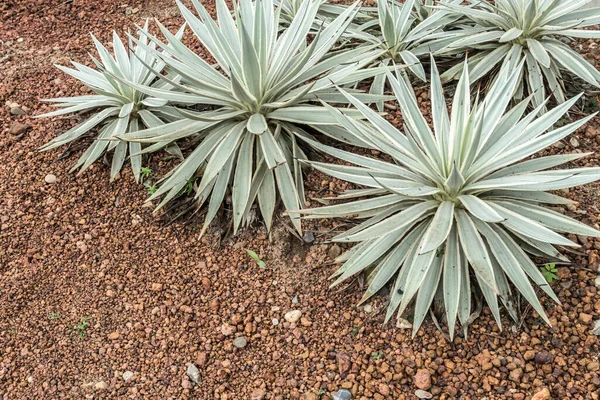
[1,0,600,399]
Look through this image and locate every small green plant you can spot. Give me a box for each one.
[246,249,266,268]
[144,182,157,195]
[49,312,61,321]
[140,167,152,181]
[68,316,91,339]
[185,180,194,196]
[540,263,559,284]
[371,350,383,360]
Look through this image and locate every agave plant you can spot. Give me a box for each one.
[342,0,463,110]
[115,0,388,235]
[436,0,600,111]
[38,23,185,182]
[301,57,600,338]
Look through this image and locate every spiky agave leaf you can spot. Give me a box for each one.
[275,0,375,31]
[37,22,186,182]
[301,57,600,339]
[115,0,390,236]
[436,0,600,112]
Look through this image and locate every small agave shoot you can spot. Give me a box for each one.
[38,23,185,182]
[302,57,600,338]
[436,0,600,111]
[115,0,388,235]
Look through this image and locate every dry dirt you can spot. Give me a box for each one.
[1,0,599,399]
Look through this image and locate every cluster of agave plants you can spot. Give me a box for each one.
[39,0,600,338]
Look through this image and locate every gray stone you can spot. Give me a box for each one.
[332,389,352,400]
[186,364,201,385]
[593,320,600,336]
[302,231,314,243]
[10,107,26,115]
[233,336,247,349]
[328,244,342,259]
[122,371,134,381]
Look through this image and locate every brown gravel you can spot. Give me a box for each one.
[1,0,600,399]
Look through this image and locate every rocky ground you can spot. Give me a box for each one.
[1,0,600,399]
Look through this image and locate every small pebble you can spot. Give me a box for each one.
[94,381,108,390]
[272,318,279,326]
[284,310,302,323]
[569,137,580,148]
[595,275,600,287]
[592,320,600,336]
[292,295,298,304]
[44,174,57,184]
[233,336,247,349]
[396,318,412,329]
[534,350,554,365]
[9,122,30,135]
[10,107,26,115]
[250,388,266,400]
[415,369,432,390]
[302,231,314,243]
[332,389,352,400]
[122,371,134,381]
[363,304,373,313]
[186,364,201,385]
[415,389,433,399]
[328,244,342,259]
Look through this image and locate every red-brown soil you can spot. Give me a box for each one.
[1,1,599,399]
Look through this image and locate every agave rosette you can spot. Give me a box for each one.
[354,0,463,80]
[38,23,185,182]
[116,0,389,235]
[302,58,600,338]
[436,0,600,111]
[340,0,464,111]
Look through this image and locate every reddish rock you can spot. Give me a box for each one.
[531,388,551,400]
[336,352,351,377]
[9,122,30,135]
[415,369,431,390]
[579,313,593,324]
[250,388,266,400]
[509,368,523,382]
